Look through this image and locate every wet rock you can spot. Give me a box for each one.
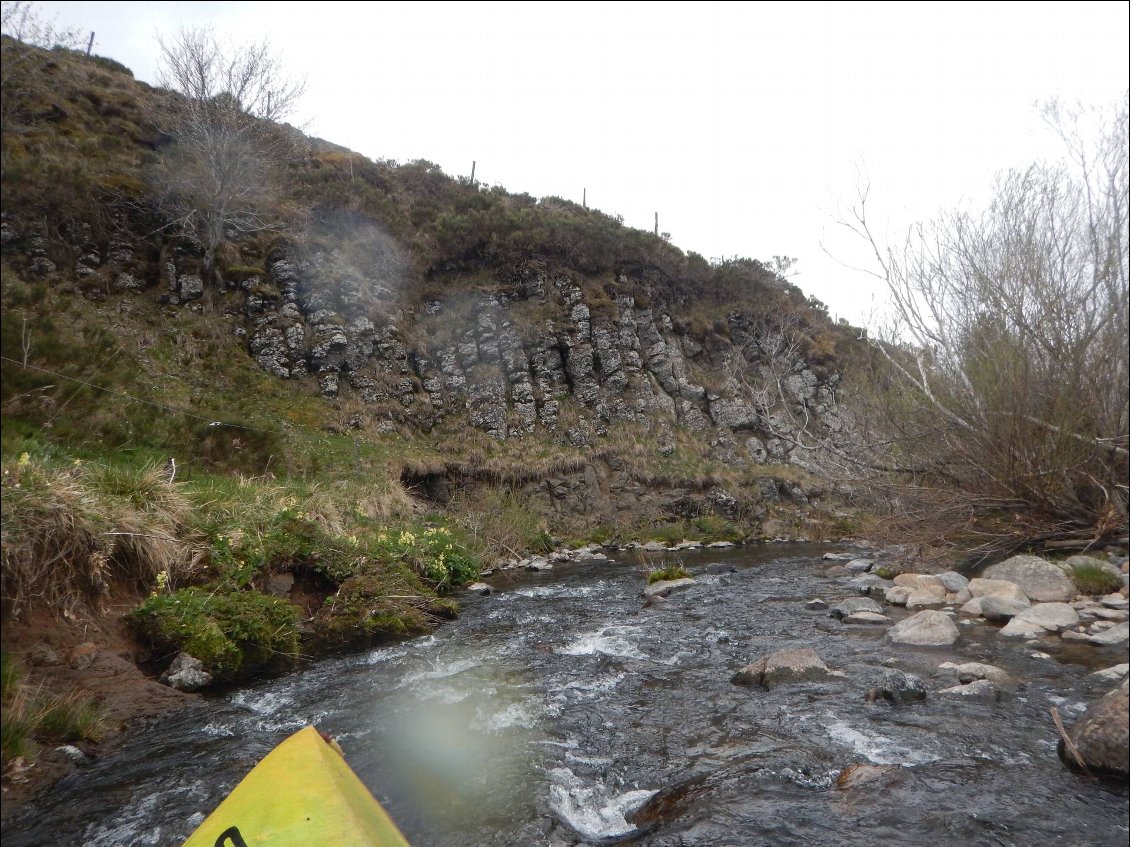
[845,558,875,573]
[1060,678,1129,777]
[939,661,1015,688]
[1101,595,1129,610]
[466,582,493,596]
[831,596,884,619]
[938,679,998,701]
[874,669,928,703]
[706,541,735,549]
[887,610,960,646]
[980,594,1031,621]
[525,557,553,572]
[804,599,830,611]
[843,611,891,625]
[850,574,894,598]
[161,653,213,692]
[983,554,1077,602]
[644,577,696,599]
[732,648,839,688]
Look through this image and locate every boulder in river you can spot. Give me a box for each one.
[644,577,696,600]
[804,598,829,611]
[1060,678,1129,778]
[1009,602,1079,633]
[162,653,213,692]
[466,582,493,596]
[982,554,1076,602]
[998,617,1049,638]
[1087,621,1129,646]
[843,611,891,625]
[938,678,998,701]
[936,571,970,594]
[905,589,947,610]
[731,648,840,688]
[968,578,1030,603]
[887,610,960,646]
[872,669,928,704]
[939,661,1015,689]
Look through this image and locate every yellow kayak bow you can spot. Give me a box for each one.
[182,725,411,847]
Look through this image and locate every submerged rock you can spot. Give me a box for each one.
[938,678,998,701]
[887,610,960,646]
[873,669,928,704]
[835,762,900,789]
[1060,679,1129,778]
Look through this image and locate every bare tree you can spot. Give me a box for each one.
[841,96,1129,560]
[150,27,306,286]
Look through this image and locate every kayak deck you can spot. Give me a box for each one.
[182,725,411,847]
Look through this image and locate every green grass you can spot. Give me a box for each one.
[647,566,692,584]
[1070,563,1122,596]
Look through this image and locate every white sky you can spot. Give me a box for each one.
[30,1,1130,325]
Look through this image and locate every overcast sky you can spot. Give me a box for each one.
[29,1,1130,325]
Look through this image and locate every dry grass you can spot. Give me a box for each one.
[1,459,194,619]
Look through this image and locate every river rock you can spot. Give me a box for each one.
[845,558,875,573]
[936,571,971,593]
[1101,595,1129,610]
[1060,678,1129,777]
[55,745,87,763]
[805,598,829,611]
[1091,664,1129,682]
[884,586,913,606]
[831,596,884,618]
[525,556,553,572]
[938,678,998,701]
[162,653,213,692]
[998,617,1049,638]
[466,582,493,596]
[939,661,1014,688]
[905,589,947,610]
[1087,622,1129,645]
[968,578,1030,603]
[843,611,891,625]
[644,577,696,599]
[980,594,1031,621]
[731,648,838,688]
[983,555,1076,602]
[851,574,894,599]
[1010,602,1080,633]
[887,610,960,646]
[706,541,735,549]
[874,669,928,703]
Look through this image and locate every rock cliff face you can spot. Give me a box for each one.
[238,246,844,468]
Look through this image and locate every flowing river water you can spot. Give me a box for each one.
[4,544,1128,846]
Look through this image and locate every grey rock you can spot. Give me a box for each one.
[938,661,1015,688]
[466,582,493,596]
[936,571,970,593]
[843,611,891,625]
[162,653,213,692]
[525,557,553,572]
[938,679,998,700]
[845,558,875,574]
[968,578,1030,602]
[1009,602,1080,633]
[887,610,960,646]
[876,669,928,703]
[884,586,913,606]
[805,598,830,611]
[1091,664,1129,682]
[55,745,87,763]
[980,594,1031,621]
[905,589,947,610]
[264,572,294,598]
[706,563,737,574]
[732,648,839,688]
[1087,622,1129,645]
[644,577,696,599]
[998,617,1050,638]
[983,554,1076,602]
[832,596,884,618]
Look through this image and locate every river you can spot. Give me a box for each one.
[4,544,1128,846]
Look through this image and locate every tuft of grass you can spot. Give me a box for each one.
[1070,563,1122,596]
[647,565,691,584]
[1,650,108,765]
